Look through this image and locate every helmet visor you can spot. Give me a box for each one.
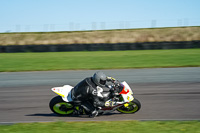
[100,79,106,85]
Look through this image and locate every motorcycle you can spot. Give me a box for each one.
[49,81,141,117]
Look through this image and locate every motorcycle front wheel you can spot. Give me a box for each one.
[49,96,74,116]
[117,98,141,114]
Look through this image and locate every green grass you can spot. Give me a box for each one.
[0,49,200,72]
[0,121,200,133]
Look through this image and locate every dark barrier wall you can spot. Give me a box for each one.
[0,41,200,53]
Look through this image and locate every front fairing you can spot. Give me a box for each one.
[120,81,134,102]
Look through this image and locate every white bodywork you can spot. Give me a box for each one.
[121,81,134,102]
[51,85,73,102]
[51,81,134,103]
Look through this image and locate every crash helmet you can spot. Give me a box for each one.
[92,71,107,87]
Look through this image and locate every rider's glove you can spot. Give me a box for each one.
[106,77,116,83]
[107,77,121,88]
[105,101,116,107]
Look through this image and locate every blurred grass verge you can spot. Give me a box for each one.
[0,120,200,133]
[0,49,199,72]
[0,26,200,46]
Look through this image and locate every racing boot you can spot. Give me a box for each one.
[89,109,98,118]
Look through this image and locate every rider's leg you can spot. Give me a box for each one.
[81,101,98,117]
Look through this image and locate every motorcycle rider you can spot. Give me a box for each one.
[71,71,120,117]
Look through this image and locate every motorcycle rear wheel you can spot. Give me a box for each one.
[117,98,141,114]
[49,96,74,116]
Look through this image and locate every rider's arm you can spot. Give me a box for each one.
[106,76,122,97]
[106,76,120,90]
[107,76,120,84]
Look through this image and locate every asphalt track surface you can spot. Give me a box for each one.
[0,67,200,123]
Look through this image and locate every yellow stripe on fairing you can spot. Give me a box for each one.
[54,92,65,97]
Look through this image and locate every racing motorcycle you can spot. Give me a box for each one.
[49,81,141,117]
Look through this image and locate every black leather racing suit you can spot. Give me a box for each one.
[71,77,106,113]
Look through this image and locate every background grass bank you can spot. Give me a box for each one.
[0,26,200,46]
[0,121,200,133]
[0,49,200,72]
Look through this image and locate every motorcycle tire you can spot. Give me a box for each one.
[116,98,141,114]
[49,96,74,116]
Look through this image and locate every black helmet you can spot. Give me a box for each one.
[92,71,107,87]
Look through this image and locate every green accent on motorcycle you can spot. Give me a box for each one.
[117,102,139,113]
[124,103,129,107]
[119,96,123,102]
[75,106,79,110]
[53,102,74,115]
